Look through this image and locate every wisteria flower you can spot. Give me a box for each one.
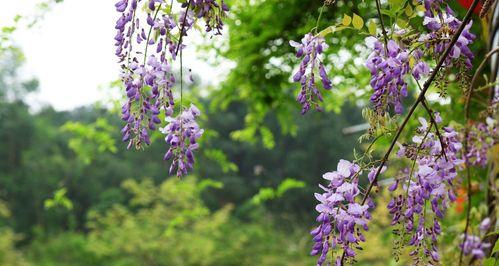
[420,0,476,68]
[365,37,415,114]
[115,0,228,175]
[388,116,464,263]
[464,118,497,167]
[290,33,332,114]
[160,104,204,177]
[311,160,372,265]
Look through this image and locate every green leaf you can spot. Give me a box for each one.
[197,179,224,191]
[415,4,425,12]
[317,25,346,37]
[493,240,499,254]
[276,178,305,197]
[396,18,408,28]
[368,20,377,35]
[405,5,413,16]
[483,258,496,266]
[260,126,275,149]
[250,188,275,205]
[342,14,352,26]
[388,0,404,7]
[352,14,364,30]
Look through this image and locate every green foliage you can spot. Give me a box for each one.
[203,149,238,173]
[61,118,117,165]
[0,204,28,266]
[23,176,312,266]
[28,233,102,266]
[44,188,73,211]
[251,178,305,205]
[0,228,29,266]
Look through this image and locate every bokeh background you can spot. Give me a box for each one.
[0,0,492,265]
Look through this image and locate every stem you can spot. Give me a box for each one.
[180,48,183,110]
[314,3,327,35]
[338,0,481,262]
[375,0,389,48]
[143,5,163,64]
[415,80,448,161]
[458,47,499,266]
[174,0,192,57]
[464,47,499,119]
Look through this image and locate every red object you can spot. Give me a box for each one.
[457,0,483,15]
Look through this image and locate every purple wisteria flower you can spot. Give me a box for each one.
[459,217,492,261]
[365,37,428,115]
[311,160,373,265]
[160,104,204,177]
[464,117,497,167]
[388,117,464,263]
[115,0,228,176]
[459,235,491,260]
[189,0,229,35]
[290,33,332,114]
[420,0,476,68]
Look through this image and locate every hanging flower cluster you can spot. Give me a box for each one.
[114,0,228,176]
[160,104,204,177]
[365,38,428,115]
[311,160,373,265]
[464,117,497,167]
[388,117,464,263]
[290,33,332,114]
[190,0,229,35]
[421,0,476,68]
[459,218,492,260]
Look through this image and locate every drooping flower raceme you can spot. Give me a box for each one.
[290,33,332,114]
[459,217,492,260]
[365,37,429,115]
[311,160,373,265]
[160,104,204,177]
[365,38,412,115]
[189,0,229,35]
[420,0,476,68]
[464,117,497,167]
[115,0,227,176]
[388,117,464,264]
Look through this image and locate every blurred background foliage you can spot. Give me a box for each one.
[0,0,495,265]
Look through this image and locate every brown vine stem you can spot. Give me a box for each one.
[340,0,480,264]
[374,0,388,48]
[415,80,448,161]
[458,47,499,266]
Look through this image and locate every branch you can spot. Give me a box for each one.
[415,80,448,161]
[458,47,499,266]
[375,0,388,48]
[174,0,192,57]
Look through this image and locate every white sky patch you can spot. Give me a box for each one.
[1,0,233,111]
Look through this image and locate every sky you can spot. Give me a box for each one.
[1,0,230,111]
